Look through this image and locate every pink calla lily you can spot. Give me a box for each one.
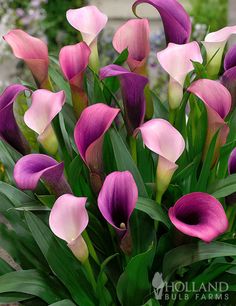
[188,79,231,162]
[169,192,228,243]
[202,25,236,76]
[59,42,91,117]
[136,119,185,202]
[14,154,72,196]
[113,19,150,74]
[132,0,191,45]
[98,171,138,235]
[49,194,89,262]
[157,42,203,109]
[3,29,50,89]
[24,90,66,155]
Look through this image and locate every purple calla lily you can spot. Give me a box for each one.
[169,192,228,243]
[14,154,72,197]
[74,103,120,192]
[132,0,191,45]
[0,84,30,154]
[100,64,148,134]
[98,171,138,235]
[228,148,236,174]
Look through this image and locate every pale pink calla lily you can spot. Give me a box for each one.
[24,90,65,155]
[157,42,203,109]
[74,103,120,192]
[59,42,91,117]
[66,6,108,46]
[136,119,185,202]
[188,79,231,162]
[49,194,89,262]
[14,154,72,196]
[202,25,236,76]
[113,19,150,73]
[169,192,228,243]
[3,29,50,89]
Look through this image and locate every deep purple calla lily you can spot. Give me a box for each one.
[59,42,91,117]
[14,154,72,196]
[74,103,119,191]
[0,84,30,154]
[228,148,236,174]
[113,19,150,73]
[132,0,191,45]
[169,192,228,243]
[98,171,138,235]
[188,79,231,162]
[49,194,89,262]
[100,64,148,134]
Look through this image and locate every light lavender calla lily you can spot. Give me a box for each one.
[169,192,228,243]
[14,154,72,197]
[0,84,30,154]
[100,64,148,134]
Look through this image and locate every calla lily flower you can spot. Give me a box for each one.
[0,84,30,154]
[157,42,203,110]
[100,64,148,134]
[169,192,228,243]
[3,29,50,89]
[113,19,150,74]
[188,79,231,163]
[228,148,236,174]
[202,25,236,76]
[132,0,191,45]
[98,171,138,236]
[136,119,185,203]
[59,42,91,118]
[49,194,89,263]
[14,154,72,197]
[66,6,108,72]
[74,103,120,192]
[24,90,66,155]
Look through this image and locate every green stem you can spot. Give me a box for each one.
[83,258,97,292]
[82,230,100,265]
[169,108,176,125]
[129,136,137,164]
[155,191,163,205]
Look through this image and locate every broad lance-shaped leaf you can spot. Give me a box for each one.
[157,42,202,109]
[169,192,228,243]
[202,25,236,76]
[132,0,191,45]
[3,29,50,89]
[113,19,150,73]
[59,42,91,118]
[49,194,89,263]
[74,103,119,192]
[188,79,231,163]
[100,64,148,134]
[24,89,66,155]
[98,171,138,235]
[14,154,72,197]
[0,84,30,154]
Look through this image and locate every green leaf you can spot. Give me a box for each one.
[142,299,161,306]
[136,197,170,228]
[0,292,32,304]
[208,173,236,198]
[163,241,236,280]
[152,91,168,120]
[25,211,96,306]
[113,49,129,65]
[109,128,147,197]
[117,244,155,306]
[191,60,208,78]
[0,269,62,304]
[37,195,56,208]
[49,300,77,306]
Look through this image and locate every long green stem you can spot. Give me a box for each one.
[82,230,100,265]
[129,136,137,164]
[83,258,97,292]
[169,108,176,125]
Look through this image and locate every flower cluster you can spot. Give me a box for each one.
[0,1,236,305]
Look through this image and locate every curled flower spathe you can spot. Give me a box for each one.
[113,19,150,73]
[49,194,89,263]
[98,171,138,235]
[0,84,30,154]
[169,192,228,243]
[100,64,148,134]
[132,0,191,45]
[157,42,202,109]
[14,154,72,197]
[3,29,50,89]
[24,89,66,155]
